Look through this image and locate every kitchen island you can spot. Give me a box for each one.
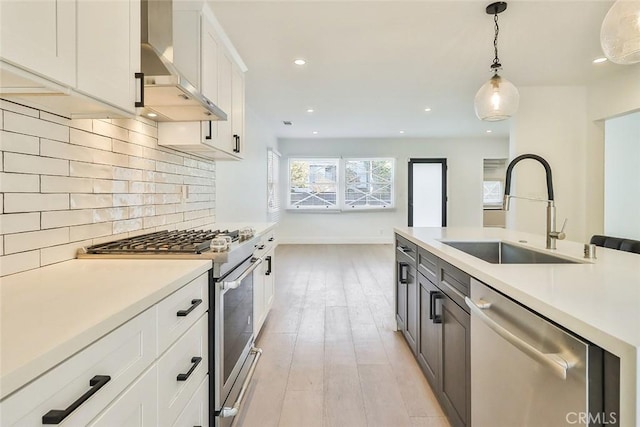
[394,226,640,426]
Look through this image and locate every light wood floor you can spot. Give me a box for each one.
[234,244,450,427]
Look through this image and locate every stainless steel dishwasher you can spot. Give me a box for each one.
[466,278,607,427]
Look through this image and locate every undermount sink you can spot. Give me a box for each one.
[441,241,580,264]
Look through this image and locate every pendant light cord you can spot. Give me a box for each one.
[492,13,501,69]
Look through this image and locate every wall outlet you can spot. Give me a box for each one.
[181,185,189,202]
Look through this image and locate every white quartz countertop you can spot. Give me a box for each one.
[0,259,211,400]
[394,226,640,425]
[212,222,277,237]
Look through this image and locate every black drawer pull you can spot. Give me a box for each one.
[42,375,111,424]
[399,262,409,284]
[134,72,144,107]
[205,121,212,140]
[177,356,202,381]
[268,237,274,242]
[176,299,203,317]
[265,255,272,276]
[430,291,444,324]
[256,244,265,250]
[233,134,241,153]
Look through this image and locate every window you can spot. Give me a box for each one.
[483,180,504,209]
[344,158,394,209]
[287,157,395,210]
[267,149,281,220]
[288,158,339,209]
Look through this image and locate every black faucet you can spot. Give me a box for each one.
[503,154,565,249]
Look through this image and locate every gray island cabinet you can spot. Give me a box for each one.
[394,229,624,427]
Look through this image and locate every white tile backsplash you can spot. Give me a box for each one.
[0,103,216,276]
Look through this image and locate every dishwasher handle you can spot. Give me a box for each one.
[465,297,572,380]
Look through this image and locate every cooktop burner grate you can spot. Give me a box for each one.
[84,229,239,254]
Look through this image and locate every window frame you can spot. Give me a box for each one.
[287,157,341,210]
[267,149,281,216]
[342,157,395,210]
[483,179,504,210]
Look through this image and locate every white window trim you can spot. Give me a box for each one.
[267,149,281,216]
[287,157,395,212]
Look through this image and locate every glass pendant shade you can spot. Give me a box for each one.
[600,0,640,64]
[474,73,520,121]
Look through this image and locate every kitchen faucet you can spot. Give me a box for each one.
[503,154,566,249]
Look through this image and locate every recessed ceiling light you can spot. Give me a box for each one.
[294,59,306,65]
[306,108,314,113]
[312,131,318,135]
[486,130,493,133]
[147,112,157,118]
[592,57,608,64]
[424,108,432,112]
[399,130,405,134]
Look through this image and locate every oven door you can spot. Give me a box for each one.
[214,256,264,427]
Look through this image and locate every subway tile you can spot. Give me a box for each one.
[92,119,129,140]
[41,239,92,266]
[70,161,114,179]
[113,218,143,234]
[4,227,69,254]
[0,130,39,154]
[69,128,111,151]
[0,212,40,234]
[70,222,112,241]
[0,236,3,256]
[153,194,181,204]
[38,111,71,127]
[128,130,156,147]
[40,111,93,132]
[41,209,93,228]
[113,193,143,207]
[92,207,128,222]
[156,183,181,193]
[128,205,155,218]
[4,193,68,213]
[4,152,69,176]
[152,171,183,184]
[113,167,143,181]
[3,111,69,141]
[144,148,183,165]
[112,139,143,157]
[92,232,128,245]
[0,194,3,214]
[184,209,211,221]
[0,100,39,117]
[70,194,113,209]
[155,204,177,215]
[184,175,213,186]
[110,118,143,133]
[129,156,155,171]
[93,179,128,193]
[0,250,40,277]
[0,110,3,129]
[129,181,156,193]
[41,139,128,167]
[42,176,93,193]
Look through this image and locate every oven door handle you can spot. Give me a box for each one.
[219,347,263,418]
[221,257,263,291]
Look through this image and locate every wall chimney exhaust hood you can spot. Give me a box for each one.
[140,0,227,122]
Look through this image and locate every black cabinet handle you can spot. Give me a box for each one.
[134,72,144,107]
[257,244,265,250]
[430,291,444,324]
[268,237,274,242]
[176,299,203,317]
[42,375,111,424]
[233,134,240,153]
[399,262,409,284]
[205,121,212,140]
[265,256,272,276]
[177,356,202,381]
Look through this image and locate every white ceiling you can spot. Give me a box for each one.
[209,0,634,139]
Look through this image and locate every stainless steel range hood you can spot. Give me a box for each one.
[140,0,226,122]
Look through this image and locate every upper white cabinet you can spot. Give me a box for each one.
[0,0,76,87]
[158,4,246,160]
[0,0,141,118]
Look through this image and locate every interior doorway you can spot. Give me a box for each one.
[482,158,507,228]
[408,158,447,227]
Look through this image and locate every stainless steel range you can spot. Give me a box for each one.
[77,228,264,427]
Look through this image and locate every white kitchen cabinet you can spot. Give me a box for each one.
[172,375,209,427]
[231,61,245,155]
[87,366,158,427]
[0,0,141,118]
[201,15,220,105]
[76,0,141,114]
[173,9,201,91]
[0,0,76,87]
[253,231,277,335]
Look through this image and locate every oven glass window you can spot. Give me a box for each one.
[223,273,253,384]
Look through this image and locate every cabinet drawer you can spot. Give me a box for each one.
[87,365,158,427]
[418,247,438,284]
[157,272,208,355]
[1,308,157,426]
[439,261,471,312]
[158,313,208,426]
[172,375,209,427]
[396,235,417,265]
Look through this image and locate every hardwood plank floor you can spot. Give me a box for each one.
[234,244,449,427]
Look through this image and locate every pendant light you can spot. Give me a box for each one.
[474,2,519,122]
[600,0,640,64]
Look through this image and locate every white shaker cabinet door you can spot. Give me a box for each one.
[76,0,140,113]
[215,50,235,154]
[0,0,76,87]
[87,365,158,427]
[201,15,219,105]
[231,63,245,156]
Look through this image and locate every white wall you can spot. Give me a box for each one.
[508,86,589,241]
[604,112,640,240]
[215,106,278,223]
[277,137,509,244]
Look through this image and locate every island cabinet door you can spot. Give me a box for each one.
[440,296,471,427]
[395,259,408,333]
[417,272,441,391]
[404,266,418,355]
